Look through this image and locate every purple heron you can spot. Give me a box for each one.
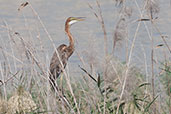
[49,17,85,91]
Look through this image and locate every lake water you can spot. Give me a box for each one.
[0,0,170,78]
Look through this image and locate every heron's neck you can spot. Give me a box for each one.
[65,24,74,49]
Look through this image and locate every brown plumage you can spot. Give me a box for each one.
[49,17,85,91]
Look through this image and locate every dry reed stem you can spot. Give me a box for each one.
[0,71,19,87]
[148,1,157,113]
[0,61,7,101]
[96,0,108,56]
[26,2,80,113]
[112,5,132,55]
[113,0,124,5]
[143,1,157,113]
[17,16,72,114]
[0,38,13,100]
[0,26,24,64]
[153,24,171,53]
[1,0,169,113]
[88,0,108,56]
[141,44,149,107]
[116,0,147,113]
[14,32,46,76]
[75,50,91,89]
[113,17,127,54]
[3,21,18,73]
[2,1,71,112]
[135,1,165,113]
[151,35,156,114]
[1,22,12,75]
[110,61,122,84]
[91,1,109,113]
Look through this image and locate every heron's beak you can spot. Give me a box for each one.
[76,17,86,21]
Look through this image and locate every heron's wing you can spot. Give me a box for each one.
[49,44,68,79]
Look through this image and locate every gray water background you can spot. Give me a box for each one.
[0,0,171,77]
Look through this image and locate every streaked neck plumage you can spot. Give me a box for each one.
[65,21,74,58]
[65,22,74,49]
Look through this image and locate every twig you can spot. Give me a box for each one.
[96,0,108,56]
[88,0,108,56]
[18,2,29,11]
[153,24,171,53]
[25,3,80,113]
[88,1,109,113]
[116,0,146,113]
[0,71,19,87]
[14,32,46,76]
[79,65,97,83]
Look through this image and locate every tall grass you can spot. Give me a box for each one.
[0,0,170,114]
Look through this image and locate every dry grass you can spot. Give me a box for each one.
[0,86,37,114]
[0,0,170,114]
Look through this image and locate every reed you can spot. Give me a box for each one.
[0,0,170,114]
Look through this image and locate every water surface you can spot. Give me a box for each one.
[0,0,171,78]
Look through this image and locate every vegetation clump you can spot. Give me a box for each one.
[0,86,37,114]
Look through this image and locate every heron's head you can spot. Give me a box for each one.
[66,17,85,26]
